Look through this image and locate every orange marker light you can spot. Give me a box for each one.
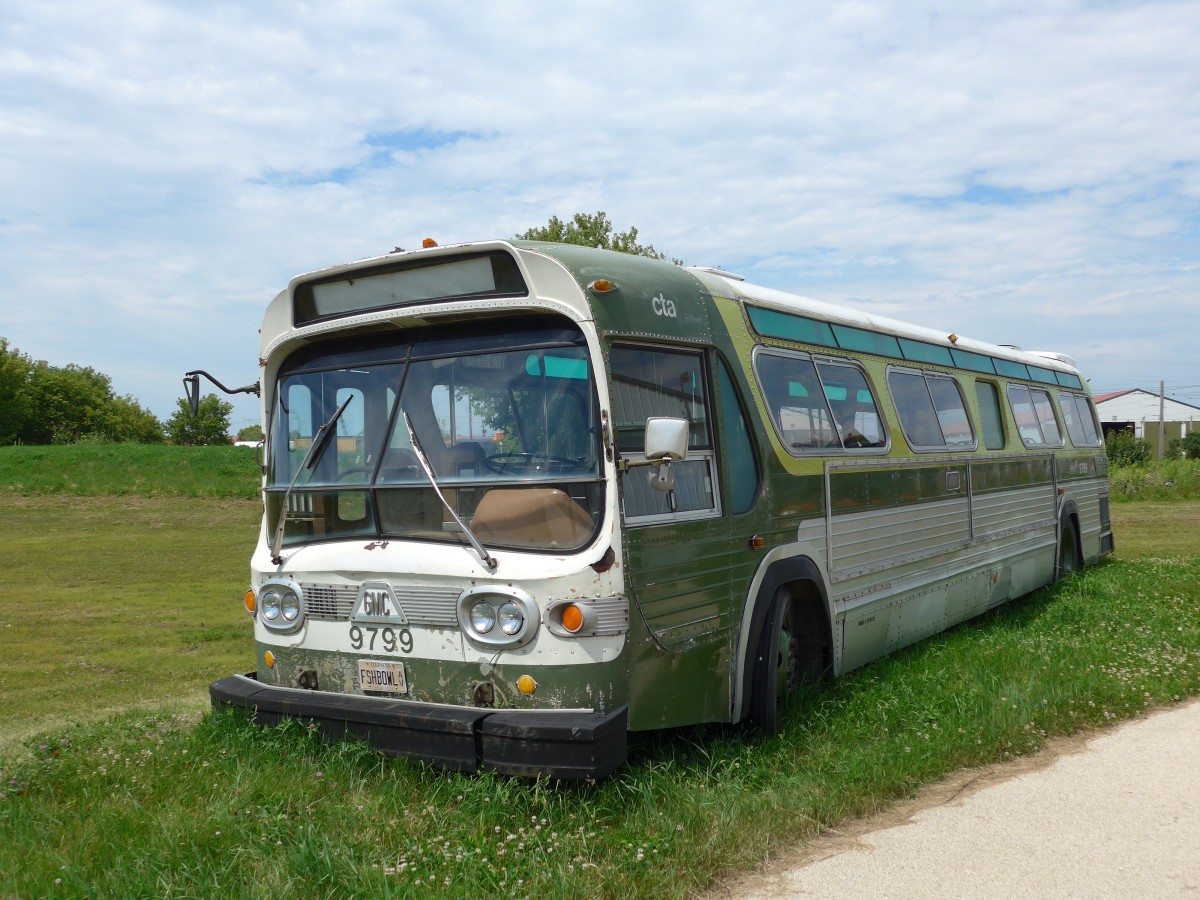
[264,651,276,669]
[588,279,617,293]
[561,604,584,633]
[422,237,438,248]
[516,674,537,695]
[244,589,257,614]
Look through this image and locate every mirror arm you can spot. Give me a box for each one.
[183,370,261,417]
[618,457,677,472]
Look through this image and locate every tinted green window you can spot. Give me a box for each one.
[716,360,758,513]
[993,358,1030,379]
[747,307,837,348]
[1027,365,1058,385]
[950,349,996,374]
[831,324,902,358]
[899,338,954,366]
[1056,371,1083,389]
[974,381,1006,450]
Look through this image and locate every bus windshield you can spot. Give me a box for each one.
[265,320,603,553]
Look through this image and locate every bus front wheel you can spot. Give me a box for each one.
[749,590,800,733]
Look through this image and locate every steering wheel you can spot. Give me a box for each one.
[485,452,581,475]
[842,432,872,449]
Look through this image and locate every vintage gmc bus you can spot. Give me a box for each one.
[197,239,1113,779]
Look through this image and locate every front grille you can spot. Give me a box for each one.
[300,582,460,626]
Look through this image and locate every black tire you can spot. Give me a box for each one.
[1057,517,1080,578]
[749,589,801,733]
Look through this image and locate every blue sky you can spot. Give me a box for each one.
[2,1,1198,433]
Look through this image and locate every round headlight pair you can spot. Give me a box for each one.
[258,582,303,631]
[458,588,538,649]
[470,600,523,636]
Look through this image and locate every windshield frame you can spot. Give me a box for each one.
[264,316,606,555]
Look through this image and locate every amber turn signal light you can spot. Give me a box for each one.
[560,604,585,633]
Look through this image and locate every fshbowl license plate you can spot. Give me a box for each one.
[359,659,408,693]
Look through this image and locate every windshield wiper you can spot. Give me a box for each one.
[402,411,498,572]
[270,394,354,565]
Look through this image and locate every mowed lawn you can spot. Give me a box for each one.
[0,495,260,749]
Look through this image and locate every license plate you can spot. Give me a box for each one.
[359,659,408,693]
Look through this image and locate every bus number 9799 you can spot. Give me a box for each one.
[348,625,413,654]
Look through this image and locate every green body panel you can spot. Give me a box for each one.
[971,457,1055,494]
[514,242,714,344]
[256,642,629,715]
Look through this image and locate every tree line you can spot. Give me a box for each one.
[0,337,236,446]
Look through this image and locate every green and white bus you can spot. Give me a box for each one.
[198,239,1113,779]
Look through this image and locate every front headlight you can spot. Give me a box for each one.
[258,580,304,633]
[261,587,282,621]
[498,601,523,635]
[470,601,496,634]
[458,587,538,649]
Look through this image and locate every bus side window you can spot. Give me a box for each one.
[753,350,837,450]
[716,358,758,514]
[1060,392,1102,448]
[1008,384,1065,448]
[975,381,1007,450]
[888,369,976,451]
[611,345,718,521]
[888,370,945,448]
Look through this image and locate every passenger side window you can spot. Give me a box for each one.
[1060,392,1102,447]
[974,381,1006,450]
[611,345,718,522]
[753,349,886,453]
[888,369,976,451]
[1007,385,1065,448]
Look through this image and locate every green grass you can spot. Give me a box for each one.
[2,449,1198,896]
[0,495,260,748]
[0,559,1197,896]
[0,444,261,499]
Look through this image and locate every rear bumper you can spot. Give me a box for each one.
[210,673,627,780]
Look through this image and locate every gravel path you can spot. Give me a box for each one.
[709,698,1200,898]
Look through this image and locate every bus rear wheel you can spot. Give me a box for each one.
[750,590,800,733]
[1057,518,1080,578]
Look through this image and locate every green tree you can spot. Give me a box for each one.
[19,361,116,444]
[166,394,233,445]
[1181,431,1200,460]
[516,211,681,264]
[103,395,166,444]
[237,424,265,443]
[0,338,33,444]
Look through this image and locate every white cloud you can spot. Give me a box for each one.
[1,0,1198,418]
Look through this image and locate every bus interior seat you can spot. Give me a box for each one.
[470,488,594,549]
[446,441,486,477]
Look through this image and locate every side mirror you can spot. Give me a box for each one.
[183,374,200,417]
[644,417,689,461]
[643,417,688,494]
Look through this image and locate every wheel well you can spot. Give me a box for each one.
[736,557,832,722]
